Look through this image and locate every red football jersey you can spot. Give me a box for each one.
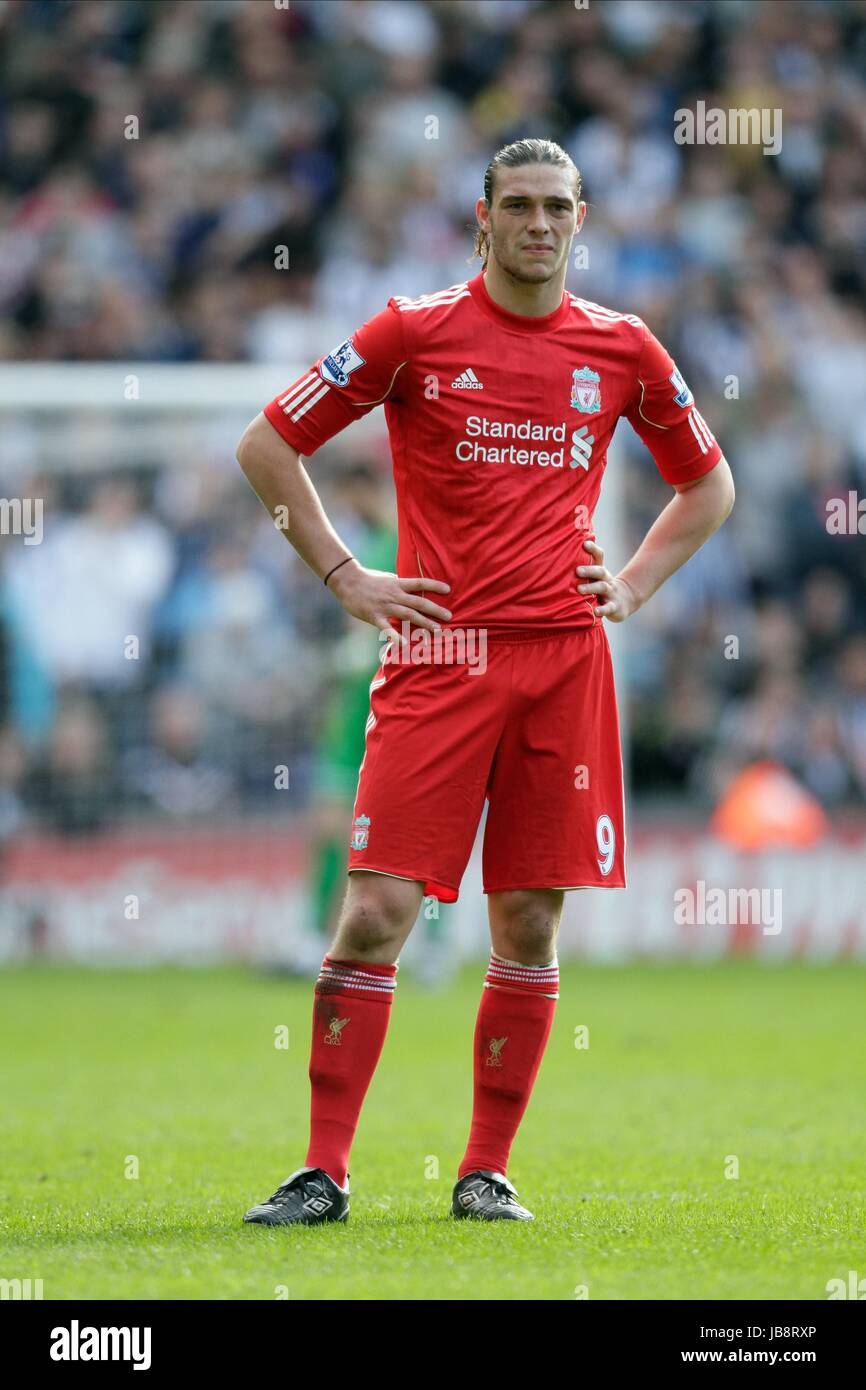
[263,272,722,633]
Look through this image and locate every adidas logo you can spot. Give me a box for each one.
[452,368,484,389]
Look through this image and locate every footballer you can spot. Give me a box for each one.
[236,138,734,1225]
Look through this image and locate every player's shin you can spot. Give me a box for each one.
[458,953,559,1180]
[305,955,398,1188]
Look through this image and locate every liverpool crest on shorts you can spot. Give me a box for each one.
[571,365,602,413]
[350,813,370,851]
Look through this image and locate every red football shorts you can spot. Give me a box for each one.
[346,623,626,901]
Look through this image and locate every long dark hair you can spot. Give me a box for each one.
[472,138,582,266]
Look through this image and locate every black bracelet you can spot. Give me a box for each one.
[323,556,354,588]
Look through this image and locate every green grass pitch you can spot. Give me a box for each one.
[1,961,863,1301]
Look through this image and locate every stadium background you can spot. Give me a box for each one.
[1,0,865,969]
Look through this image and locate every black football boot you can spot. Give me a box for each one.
[243,1166,349,1226]
[451,1169,534,1221]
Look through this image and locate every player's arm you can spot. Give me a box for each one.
[237,420,450,636]
[577,327,735,622]
[578,459,734,620]
[236,309,451,640]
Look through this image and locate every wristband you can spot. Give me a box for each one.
[323,556,354,588]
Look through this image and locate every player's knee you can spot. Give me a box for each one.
[497,923,557,963]
[336,912,397,959]
[490,889,562,961]
[333,875,420,959]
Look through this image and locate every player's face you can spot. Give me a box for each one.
[480,166,585,284]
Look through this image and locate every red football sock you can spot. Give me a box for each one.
[458,952,559,1180]
[305,955,397,1189]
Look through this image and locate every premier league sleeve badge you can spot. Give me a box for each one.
[319,338,367,388]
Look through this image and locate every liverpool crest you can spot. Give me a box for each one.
[485,1036,508,1068]
[350,813,370,851]
[324,1017,350,1046]
[571,365,601,413]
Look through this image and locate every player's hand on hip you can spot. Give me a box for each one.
[327,560,452,641]
[577,540,637,623]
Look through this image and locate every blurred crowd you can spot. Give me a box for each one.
[1,0,866,835]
